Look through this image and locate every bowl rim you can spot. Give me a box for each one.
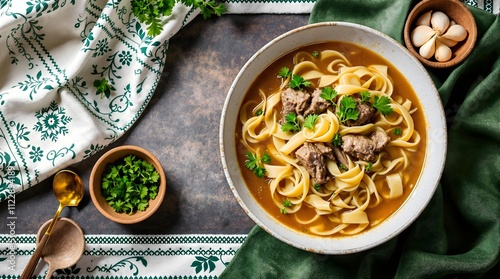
[89,145,167,224]
[220,21,447,254]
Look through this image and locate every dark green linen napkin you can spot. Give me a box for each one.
[220,0,499,278]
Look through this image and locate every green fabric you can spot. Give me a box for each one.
[220,0,500,278]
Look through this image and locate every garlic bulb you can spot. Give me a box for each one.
[410,10,468,62]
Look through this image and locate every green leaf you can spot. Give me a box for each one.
[337,96,359,123]
[281,113,301,133]
[332,133,342,147]
[278,66,292,78]
[360,91,371,103]
[131,0,226,38]
[289,75,311,90]
[304,114,319,131]
[373,95,393,116]
[93,78,114,99]
[245,151,270,178]
[283,199,292,207]
[320,86,337,104]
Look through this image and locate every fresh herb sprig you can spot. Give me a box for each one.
[101,155,160,214]
[373,95,393,116]
[304,114,318,131]
[94,78,114,99]
[320,86,337,105]
[360,91,371,103]
[289,74,312,90]
[332,133,342,147]
[245,151,271,178]
[131,0,227,37]
[337,96,360,123]
[280,199,292,214]
[281,113,301,133]
[278,67,292,78]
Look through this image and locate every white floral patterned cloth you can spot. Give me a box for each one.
[0,0,316,202]
[1,234,247,278]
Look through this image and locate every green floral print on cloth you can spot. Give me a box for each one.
[0,0,197,201]
[0,0,319,202]
[0,233,246,277]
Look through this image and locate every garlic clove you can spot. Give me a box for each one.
[441,24,468,42]
[416,10,432,26]
[437,36,458,47]
[430,11,450,35]
[411,25,437,47]
[419,35,436,59]
[435,40,452,62]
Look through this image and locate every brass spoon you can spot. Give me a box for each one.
[20,170,84,279]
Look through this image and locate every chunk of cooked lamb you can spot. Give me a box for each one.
[346,98,376,126]
[281,88,310,117]
[341,130,390,162]
[295,142,334,185]
[331,145,349,167]
[304,88,331,116]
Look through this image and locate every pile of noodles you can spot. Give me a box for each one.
[239,50,421,236]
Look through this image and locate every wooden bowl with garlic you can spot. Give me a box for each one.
[404,0,477,68]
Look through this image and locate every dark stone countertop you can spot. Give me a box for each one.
[0,14,310,235]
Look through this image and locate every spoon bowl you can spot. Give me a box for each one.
[36,217,85,278]
[21,170,85,279]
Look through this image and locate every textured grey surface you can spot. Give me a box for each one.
[0,14,310,235]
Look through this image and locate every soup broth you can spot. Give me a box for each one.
[235,42,426,237]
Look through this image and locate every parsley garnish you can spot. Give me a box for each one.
[304,114,319,131]
[101,155,160,214]
[360,91,371,103]
[255,109,263,116]
[131,0,227,37]
[281,113,301,133]
[319,86,337,105]
[313,183,321,191]
[281,199,292,214]
[245,151,271,178]
[289,75,312,90]
[312,51,319,58]
[337,96,360,123]
[365,162,373,173]
[394,127,402,136]
[278,67,292,78]
[339,163,348,171]
[94,78,115,99]
[332,133,342,147]
[373,95,393,116]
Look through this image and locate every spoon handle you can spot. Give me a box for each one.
[45,265,57,279]
[20,203,64,279]
[20,233,49,279]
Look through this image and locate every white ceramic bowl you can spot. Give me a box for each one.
[220,22,447,254]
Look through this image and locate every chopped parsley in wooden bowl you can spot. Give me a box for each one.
[90,145,166,224]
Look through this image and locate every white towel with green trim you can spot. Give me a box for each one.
[1,234,246,278]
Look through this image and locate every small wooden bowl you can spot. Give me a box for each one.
[90,145,166,224]
[404,0,477,68]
